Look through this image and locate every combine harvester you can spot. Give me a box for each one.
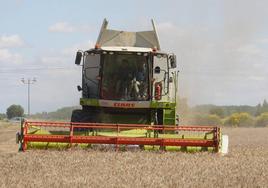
[16,19,228,154]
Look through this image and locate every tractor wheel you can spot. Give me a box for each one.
[71,109,93,131]
[71,109,83,123]
[71,109,94,123]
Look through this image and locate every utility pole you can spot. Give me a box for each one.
[21,78,37,116]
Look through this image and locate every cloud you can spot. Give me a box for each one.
[48,22,75,33]
[33,40,94,69]
[0,42,82,113]
[248,76,265,81]
[40,56,68,65]
[156,20,268,106]
[48,22,92,33]
[0,49,24,64]
[15,0,24,5]
[30,51,81,112]
[257,38,268,44]
[0,34,26,66]
[236,44,265,58]
[0,34,25,48]
[61,40,94,56]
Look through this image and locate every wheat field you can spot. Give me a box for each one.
[0,122,267,188]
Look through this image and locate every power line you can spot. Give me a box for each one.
[0,66,77,73]
[21,78,37,116]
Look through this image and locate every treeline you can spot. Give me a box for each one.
[192,101,268,117]
[181,112,268,127]
[8,98,268,127]
[179,99,268,127]
[30,106,80,121]
[0,113,6,120]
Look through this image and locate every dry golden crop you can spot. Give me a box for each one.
[0,123,267,188]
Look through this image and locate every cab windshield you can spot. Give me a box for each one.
[101,52,149,101]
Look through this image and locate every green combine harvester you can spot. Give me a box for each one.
[16,19,228,154]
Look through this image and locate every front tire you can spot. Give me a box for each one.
[71,109,93,123]
[71,109,93,131]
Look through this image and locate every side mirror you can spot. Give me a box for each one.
[75,51,83,65]
[169,54,177,68]
[77,85,82,91]
[154,66,161,74]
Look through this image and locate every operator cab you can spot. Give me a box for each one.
[76,49,150,101]
[101,51,149,101]
[75,47,177,103]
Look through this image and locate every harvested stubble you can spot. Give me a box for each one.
[0,124,267,188]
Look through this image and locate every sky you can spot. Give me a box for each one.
[0,0,268,113]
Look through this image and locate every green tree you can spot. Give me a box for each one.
[191,114,222,126]
[262,99,268,113]
[209,107,224,118]
[224,113,254,127]
[224,113,240,127]
[0,113,6,120]
[30,106,80,120]
[255,103,262,116]
[238,113,255,127]
[206,114,222,125]
[255,112,268,127]
[6,105,24,119]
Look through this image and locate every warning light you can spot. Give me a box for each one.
[95,44,101,49]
